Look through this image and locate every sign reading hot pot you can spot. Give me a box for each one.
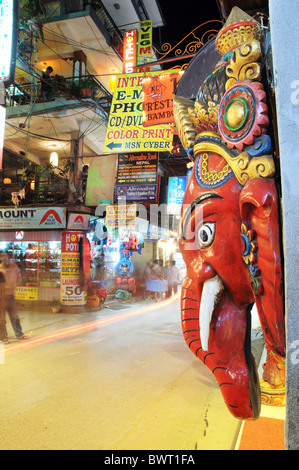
[60,231,87,306]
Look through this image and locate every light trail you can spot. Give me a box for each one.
[4,294,180,353]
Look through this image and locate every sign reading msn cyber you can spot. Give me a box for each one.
[0,207,66,229]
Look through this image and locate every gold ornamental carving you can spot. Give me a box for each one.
[226,39,261,90]
[193,136,275,186]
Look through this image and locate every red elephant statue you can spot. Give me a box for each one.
[174,7,285,420]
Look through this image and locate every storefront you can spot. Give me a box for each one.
[0,207,90,304]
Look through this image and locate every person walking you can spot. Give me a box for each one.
[0,271,7,344]
[0,252,28,344]
[166,260,181,298]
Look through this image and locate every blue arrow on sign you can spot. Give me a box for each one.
[106,141,122,151]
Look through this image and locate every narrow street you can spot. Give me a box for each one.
[0,296,240,450]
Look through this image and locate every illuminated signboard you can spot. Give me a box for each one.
[137,20,152,72]
[103,72,173,153]
[0,0,19,84]
[123,29,137,74]
[143,72,183,126]
[167,176,188,214]
[0,105,5,169]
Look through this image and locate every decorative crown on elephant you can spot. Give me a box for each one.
[174,7,285,420]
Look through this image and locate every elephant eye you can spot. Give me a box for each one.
[197,222,216,248]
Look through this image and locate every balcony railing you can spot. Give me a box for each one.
[0,179,69,207]
[44,0,123,45]
[5,75,112,119]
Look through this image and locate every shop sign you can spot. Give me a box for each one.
[60,231,86,305]
[114,152,158,202]
[115,184,157,202]
[137,20,152,72]
[147,224,177,240]
[67,213,90,231]
[15,286,38,301]
[112,31,123,58]
[106,204,137,228]
[103,73,173,154]
[0,207,66,230]
[167,176,188,215]
[123,30,137,74]
[168,176,188,204]
[142,72,183,126]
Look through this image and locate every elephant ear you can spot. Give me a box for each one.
[239,178,285,358]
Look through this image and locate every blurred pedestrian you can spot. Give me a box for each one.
[0,252,28,343]
[152,259,163,279]
[166,260,181,298]
[92,249,105,281]
[144,261,155,280]
[0,271,8,344]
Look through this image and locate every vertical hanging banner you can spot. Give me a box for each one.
[123,29,138,74]
[142,71,183,126]
[137,20,152,72]
[0,0,18,84]
[60,231,87,306]
[0,106,5,169]
[103,72,173,153]
[0,0,19,170]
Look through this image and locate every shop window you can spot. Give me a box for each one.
[0,242,13,261]
[39,242,61,287]
[0,241,61,288]
[13,242,38,287]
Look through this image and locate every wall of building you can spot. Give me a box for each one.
[270,0,299,450]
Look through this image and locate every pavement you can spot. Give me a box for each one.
[0,296,285,450]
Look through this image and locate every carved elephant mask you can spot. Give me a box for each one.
[174,8,286,420]
[179,146,285,419]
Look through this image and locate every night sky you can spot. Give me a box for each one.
[155,1,221,48]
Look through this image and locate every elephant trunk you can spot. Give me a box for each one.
[180,270,261,420]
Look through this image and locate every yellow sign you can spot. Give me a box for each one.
[15,286,38,301]
[106,204,137,227]
[137,20,152,72]
[103,73,173,154]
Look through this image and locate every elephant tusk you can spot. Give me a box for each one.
[200,275,224,351]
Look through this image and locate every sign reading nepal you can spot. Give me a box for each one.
[103,73,173,153]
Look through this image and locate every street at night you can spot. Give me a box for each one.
[0,296,240,450]
[0,0,297,451]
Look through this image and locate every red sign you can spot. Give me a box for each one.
[142,73,182,127]
[123,30,137,74]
